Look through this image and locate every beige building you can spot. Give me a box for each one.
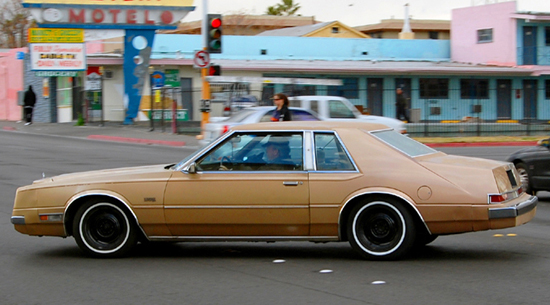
[355,19,450,39]
[257,21,369,38]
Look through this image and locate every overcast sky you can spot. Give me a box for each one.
[183,0,550,26]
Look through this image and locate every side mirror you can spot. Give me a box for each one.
[187,163,197,174]
[537,139,550,147]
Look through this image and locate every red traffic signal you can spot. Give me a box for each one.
[207,14,222,54]
[208,65,221,76]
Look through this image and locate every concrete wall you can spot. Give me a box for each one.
[451,1,517,65]
[152,34,451,61]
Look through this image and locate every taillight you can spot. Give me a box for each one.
[489,194,507,203]
[221,125,229,134]
[224,106,231,112]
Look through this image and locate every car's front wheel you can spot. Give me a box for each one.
[515,162,533,194]
[73,200,137,258]
[347,199,416,260]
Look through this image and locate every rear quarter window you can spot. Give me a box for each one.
[370,130,436,157]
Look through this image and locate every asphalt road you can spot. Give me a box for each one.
[1,131,550,305]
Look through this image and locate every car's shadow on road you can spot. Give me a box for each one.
[27,240,529,262]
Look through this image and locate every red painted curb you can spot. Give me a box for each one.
[87,135,186,147]
[2,126,16,131]
[426,141,537,148]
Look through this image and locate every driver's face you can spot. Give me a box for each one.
[266,145,280,161]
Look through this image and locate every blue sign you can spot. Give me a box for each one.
[16,52,25,60]
[151,71,166,88]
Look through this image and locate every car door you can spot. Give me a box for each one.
[163,132,310,237]
[308,131,362,237]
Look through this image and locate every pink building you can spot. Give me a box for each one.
[451,1,518,66]
[0,48,26,121]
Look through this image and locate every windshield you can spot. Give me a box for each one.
[224,109,258,122]
[370,130,437,157]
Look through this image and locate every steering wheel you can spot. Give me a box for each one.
[219,156,232,171]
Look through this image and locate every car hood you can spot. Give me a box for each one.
[27,164,174,189]
[359,115,405,131]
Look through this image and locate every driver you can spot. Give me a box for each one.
[259,137,291,170]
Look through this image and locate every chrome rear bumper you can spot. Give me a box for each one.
[488,195,538,219]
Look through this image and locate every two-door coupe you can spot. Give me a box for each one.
[12,121,537,260]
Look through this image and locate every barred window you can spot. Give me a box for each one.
[328,78,359,99]
[477,28,493,43]
[460,79,489,99]
[419,78,449,99]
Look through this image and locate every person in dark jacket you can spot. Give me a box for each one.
[271,93,292,122]
[395,88,409,122]
[23,85,37,125]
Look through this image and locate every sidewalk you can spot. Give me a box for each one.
[0,120,542,148]
[0,120,201,148]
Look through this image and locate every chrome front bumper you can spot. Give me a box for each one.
[488,195,538,219]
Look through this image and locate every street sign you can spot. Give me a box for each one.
[151,71,165,87]
[193,50,210,68]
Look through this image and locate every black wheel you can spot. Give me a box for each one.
[515,162,534,194]
[347,199,416,260]
[73,200,137,258]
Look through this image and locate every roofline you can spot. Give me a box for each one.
[86,57,535,76]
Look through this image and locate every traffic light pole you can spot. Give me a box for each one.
[199,0,210,139]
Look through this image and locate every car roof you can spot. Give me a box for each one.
[231,120,391,131]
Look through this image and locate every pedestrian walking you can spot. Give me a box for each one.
[271,93,292,121]
[395,88,409,122]
[23,85,36,125]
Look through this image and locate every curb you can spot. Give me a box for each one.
[2,126,16,131]
[87,135,186,147]
[426,141,537,148]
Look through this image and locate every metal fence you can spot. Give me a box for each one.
[144,85,550,137]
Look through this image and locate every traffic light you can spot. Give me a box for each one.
[208,64,221,76]
[207,14,222,54]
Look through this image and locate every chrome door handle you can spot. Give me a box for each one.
[283,181,300,186]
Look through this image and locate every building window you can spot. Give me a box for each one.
[429,31,439,39]
[332,27,339,34]
[419,78,449,99]
[370,32,382,39]
[546,80,550,99]
[328,78,359,99]
[460,79,489,99]
[477,28,493,43]
[546,27,550,46]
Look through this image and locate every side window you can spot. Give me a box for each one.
[328,100,355,118]
[196,132,303,171]
[288,99,301,107]
[314,133,355,171]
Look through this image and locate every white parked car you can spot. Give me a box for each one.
[288,95,406,134]
[200,106,320,146]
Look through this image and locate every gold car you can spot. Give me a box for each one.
[11,121,537,260]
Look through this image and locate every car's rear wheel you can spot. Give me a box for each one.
[347,199,416,260]
[73,200,137,258]
[515,162,533,194]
